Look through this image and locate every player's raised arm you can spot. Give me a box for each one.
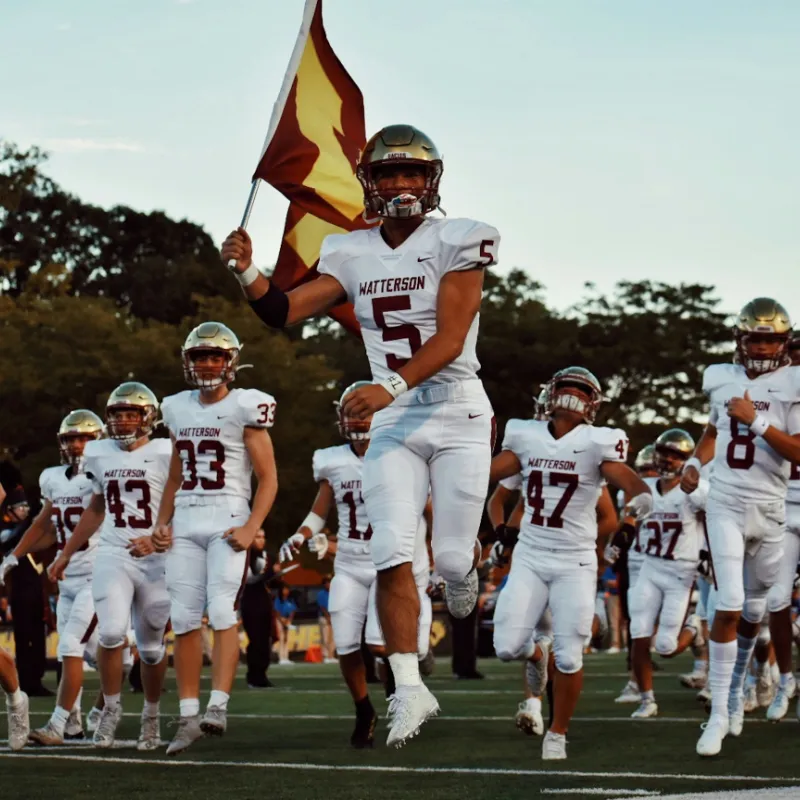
[680,423,717,494]
[220,228,346,328]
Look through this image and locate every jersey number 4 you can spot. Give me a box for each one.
[527,470,578,528]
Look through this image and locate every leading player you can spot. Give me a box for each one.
[680,298,800,756]
[222,124,498,746]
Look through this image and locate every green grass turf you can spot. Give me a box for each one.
[2,654,799,800]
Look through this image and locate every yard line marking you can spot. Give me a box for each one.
[541,790,660,796]
[0,752,797,784]
[25,711,784,725]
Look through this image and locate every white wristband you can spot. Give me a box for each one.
[750,414,770,437]
[234,262,261,287]
[379,373,408,399]
[683,457,702,474]
[299,511,326,536]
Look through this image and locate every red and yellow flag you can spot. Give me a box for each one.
[254,0,370,335]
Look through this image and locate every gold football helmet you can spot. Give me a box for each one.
[182,321,242,388]
[634,444,657,475]
[106,382,159,446]
[357,124,443,219]
[734,298,792,374]
[544,367,603,424]
[654,428,695,478]
[335,381,373,441]
[58,409,104,471]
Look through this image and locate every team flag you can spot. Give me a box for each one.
[252,0,371,334]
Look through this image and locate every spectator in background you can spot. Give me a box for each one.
[0,489,51,697]
[241,529,275,688]
[602,565,623,653]
[274,584,298,666]
[316,577,337,664]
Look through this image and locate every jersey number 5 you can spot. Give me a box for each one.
[372,296,422,370]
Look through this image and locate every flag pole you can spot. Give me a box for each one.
[226,179,261,270]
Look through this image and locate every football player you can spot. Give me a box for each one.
[222,124,499,746]
[490,367,652,759]
[681,298,800,756]
[154,322,278,755]
[279,381,432,748]
[615,429,709,718]
[763,334,800,719]
[0,648,29,751]
[614,444,659,704]
[0,411,104,744]
[49,383,172,751]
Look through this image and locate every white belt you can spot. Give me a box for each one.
[394,379,485,406]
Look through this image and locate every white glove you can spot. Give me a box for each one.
[603,543,620,565]
[487,541,509,567]
[624,491,653,521]
[307,532,329,560]
[427,571,446,595]
[279,533,305,563]
[0,554,19,586]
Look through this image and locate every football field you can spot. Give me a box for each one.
[2,654,799,800]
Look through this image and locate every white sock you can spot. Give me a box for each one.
[143,700,160,717]
[103,693,121,710]
[642,689,655,702]
[709,640,737,721]
[208,690,229,710]
[6,688,23,708]
[388,652,421,687]
[51,705,70,735]
[180,698,200,718]
[693,659,707,673]
[72,688,83,713]
[780,672,795,689]
[730,635,757,703]
[89,705,102,717]
[771,662,780,683]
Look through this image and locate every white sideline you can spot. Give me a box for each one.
[0,751,798,784]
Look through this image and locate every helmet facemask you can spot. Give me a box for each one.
[735,331,790,375]
[183,347,240,389]
[654,445,688,478]
[58,433,97,473]
[106,406,156,448]
[358,159,442,220]
[545,370,603,424]
[336,381,373,442]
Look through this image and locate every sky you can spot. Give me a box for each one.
[2,0,798,316]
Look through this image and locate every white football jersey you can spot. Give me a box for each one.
[639,477,708,564]
[39,465,98,578]
[501,419,629,551]
[318,217,499,393]
[704,364,800,503]
[84,438,172,548]
[313,445,372,560]
[499,473,522,492]
[161,388,276,503]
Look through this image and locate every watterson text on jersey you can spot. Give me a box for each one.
[527,458,578,471]
[178,427,222,437]
[103,468,146,478]
[358,276,426,297]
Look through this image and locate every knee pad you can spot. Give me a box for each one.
[207,595,238,632]
[57,632,85,660]
[330,609,361,656]
[433,546,473,584]
[493,633,534,663]
[654,631,678,656]
[371,529,414,572]
[170,601,203,636]
[553,636,584,675]
[138,644,166,666]
[767,579,792,614]
[742,591,767,625]
[98,633,127,650]
[757,618,772,647]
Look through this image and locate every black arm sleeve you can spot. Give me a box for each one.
[248,282,289,329]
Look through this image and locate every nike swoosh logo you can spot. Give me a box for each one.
[468,413,484,419]
[417,256,433,263]
[579,562,591,567]
[573,449,586,454]
[217,416,228,420]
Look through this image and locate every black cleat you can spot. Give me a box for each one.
[350,708,377,749]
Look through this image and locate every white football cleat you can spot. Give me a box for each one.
[64,708,85,740]
[696,715,728,757]
[742,675,758,713]
[756,669,775,708]
[526,637,551,698]
[542,730,567,760]
[680,669,708,689]
[200,705,227,736]
[631,699,658,719]
[28,719,65,746]
[515,698,544,736]
[696,686,712,703]
[92,704,123,749]
[614,680,641,704]
[445,569,478,620]
[166,715,205,756]
[86,707,102,734]
[767,676,796,722]
[6,692,29,752]
[137,712,161,752]
[728,690,745,737]
[385,684,439,748]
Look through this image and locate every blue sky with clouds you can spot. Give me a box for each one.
[2,0,797,316]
